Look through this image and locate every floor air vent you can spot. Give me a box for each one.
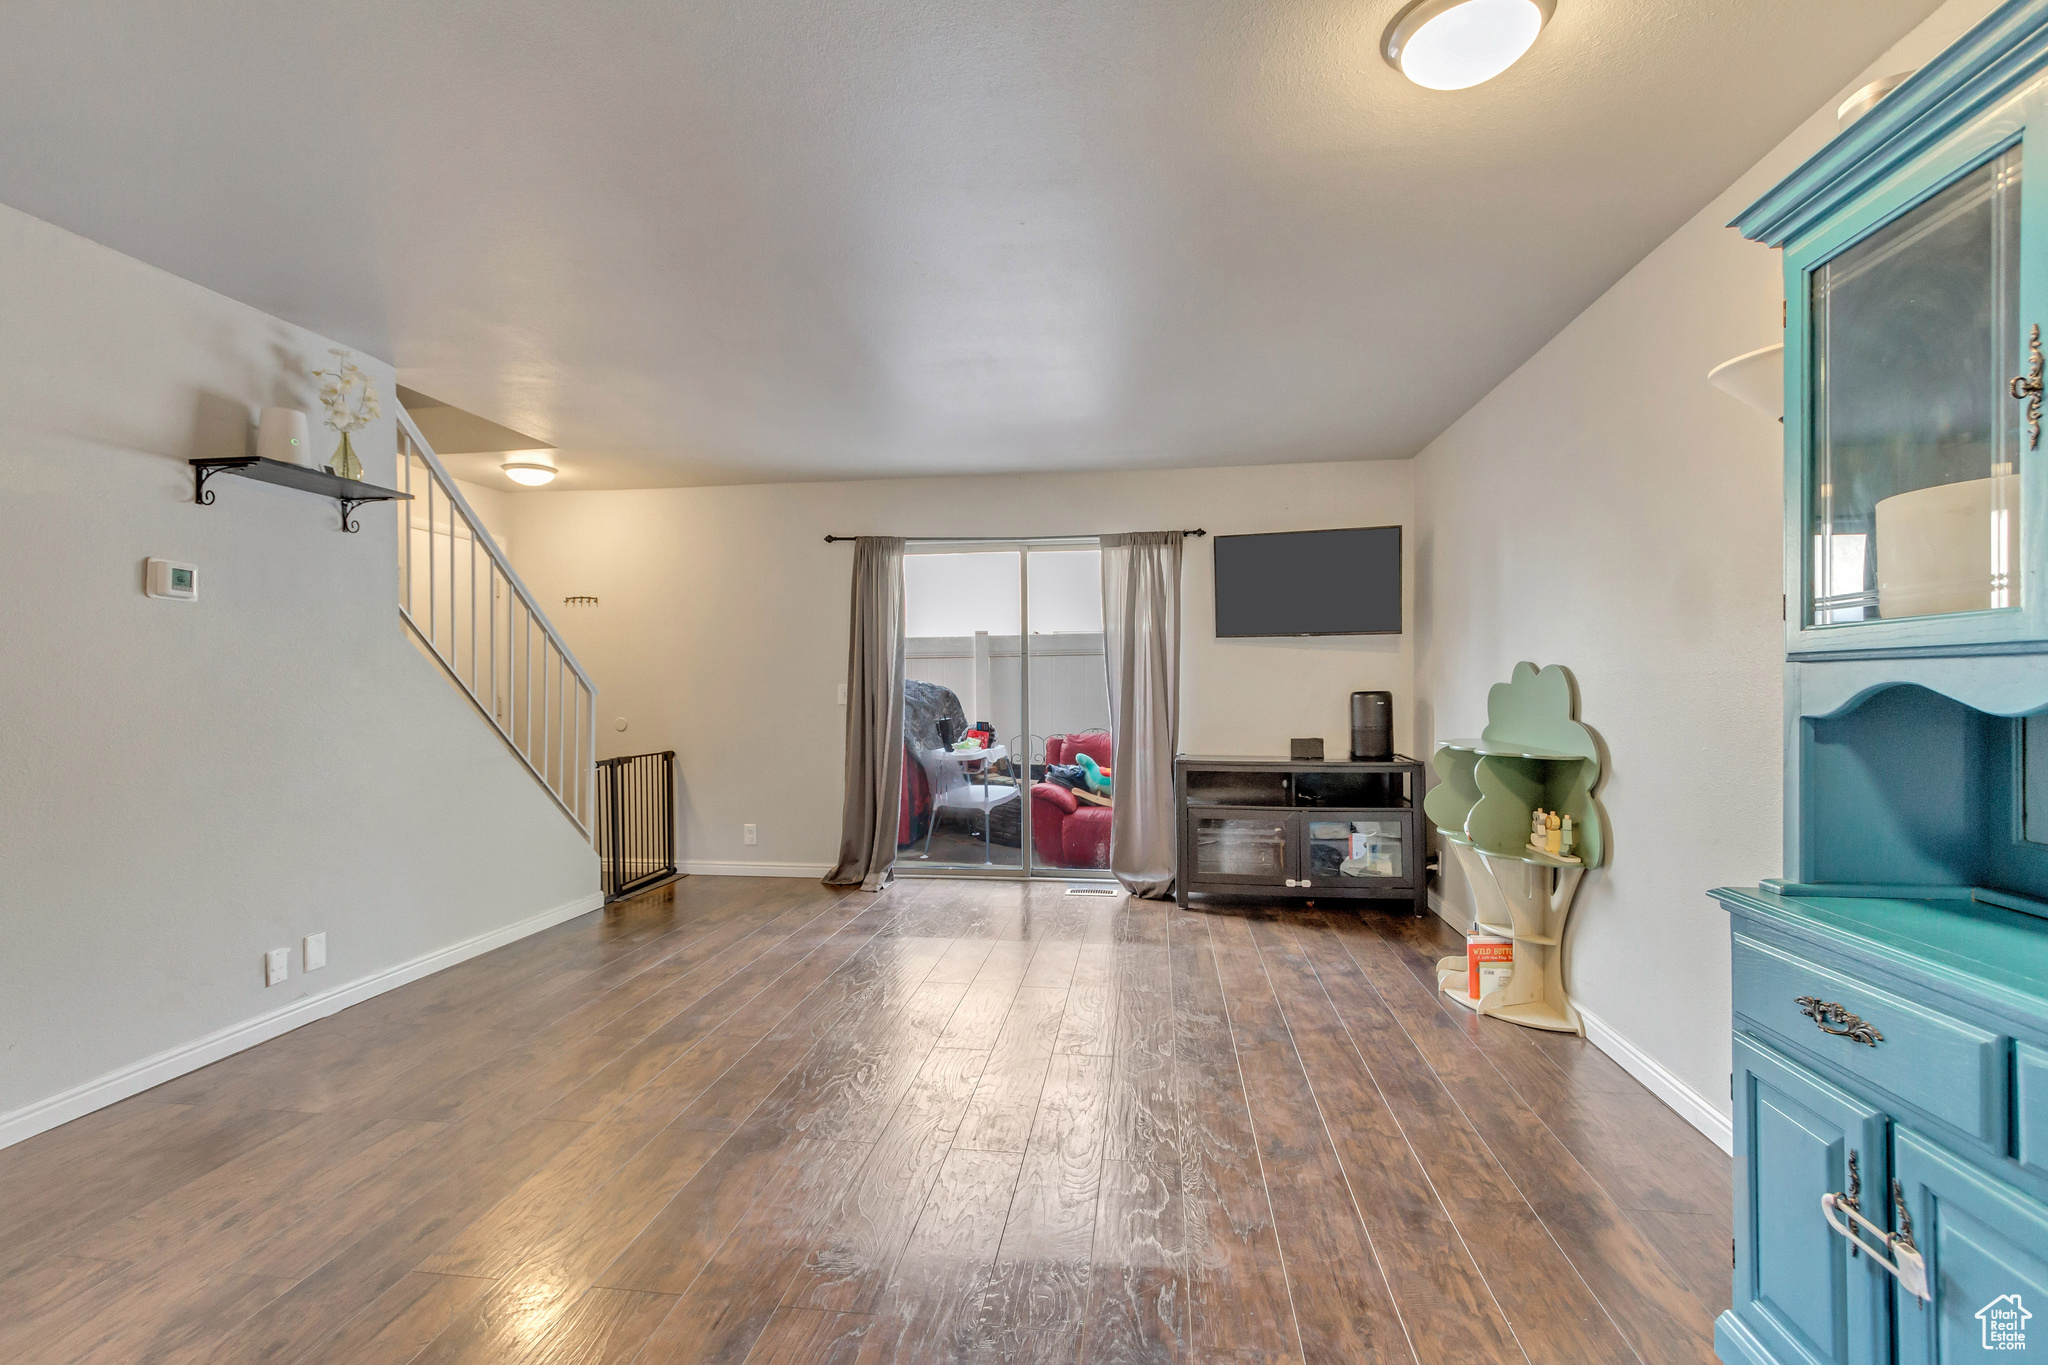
[1065,885,1119,896]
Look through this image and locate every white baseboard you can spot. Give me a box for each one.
[0,889,604,1152]
[1578,1003,1734,1155]
[1429,892,1731,1154]
[678,860,833,878]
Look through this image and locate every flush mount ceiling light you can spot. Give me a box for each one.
[1383,0,1554,91]
[502,452,558,486]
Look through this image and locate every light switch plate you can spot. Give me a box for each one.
[264,948,289,986]
[837,683,848,705]
[744,823,758,846]
[303,933,327,972]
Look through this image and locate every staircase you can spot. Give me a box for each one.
[394,410,597,838]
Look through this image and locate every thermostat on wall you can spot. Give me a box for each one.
[146,558,198,601]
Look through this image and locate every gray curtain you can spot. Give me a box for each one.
[1100,531,1183,898]
[826,537,906,891]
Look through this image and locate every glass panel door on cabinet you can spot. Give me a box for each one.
[1189,814,1294,885]
[1302,817,1409,887]
[1808,145,2024,629]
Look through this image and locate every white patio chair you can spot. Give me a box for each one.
[918,746,1021,863]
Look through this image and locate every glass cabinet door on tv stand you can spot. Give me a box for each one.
[1187,811,1297,886]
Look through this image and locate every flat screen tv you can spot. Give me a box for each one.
[1213,525,1401,637]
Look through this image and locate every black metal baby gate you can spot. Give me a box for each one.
[596,750,677,900]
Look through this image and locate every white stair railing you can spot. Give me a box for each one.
[394,410,596,838]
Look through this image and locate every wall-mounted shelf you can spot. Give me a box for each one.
[190,457,411,533]
[1705,342,1784,420]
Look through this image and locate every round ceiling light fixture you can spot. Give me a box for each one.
[502,452,558,486]
[1383,0,1554,91]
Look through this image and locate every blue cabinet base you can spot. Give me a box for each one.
[1718,887,2048,1365]
[1717,1312,1787,1365]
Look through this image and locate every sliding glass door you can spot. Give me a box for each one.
[1022,544,1111,876]
[899,546,1025,872]
[898,539,1112,879]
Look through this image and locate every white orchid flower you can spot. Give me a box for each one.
[307,346,381,438]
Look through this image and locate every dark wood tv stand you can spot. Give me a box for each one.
[1174,755,1427,915]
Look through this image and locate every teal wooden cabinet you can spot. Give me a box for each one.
[1714,891,2048,1365]
[1720,8,2048,1365]
[1735,1,2048,659]
[1727,1035,1891,1365]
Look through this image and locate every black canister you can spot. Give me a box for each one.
[1351,691,1392,761]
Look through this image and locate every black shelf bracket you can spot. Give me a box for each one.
[192,457,256,507]
[188,456,411,532]
[336,497,370,534]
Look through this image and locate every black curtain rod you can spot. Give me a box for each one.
[823,529,1205,543]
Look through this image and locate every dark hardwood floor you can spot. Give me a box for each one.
[0,875,1728,1363]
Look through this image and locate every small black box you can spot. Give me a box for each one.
[1290,737,1324,761]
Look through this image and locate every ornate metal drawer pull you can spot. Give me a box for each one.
[2012,323,2043,449]
[1794,995,1884,1046]
[1891,1177,1918,1257]
[1842,1151,1862,1257]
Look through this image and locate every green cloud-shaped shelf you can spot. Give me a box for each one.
[1424,662,1604,869]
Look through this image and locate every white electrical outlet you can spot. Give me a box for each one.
[744,823,758,846]
[303,932,327,972]
[837,683,848,705]
[264,948,289,986]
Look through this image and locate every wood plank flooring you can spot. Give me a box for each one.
[0,875,1729,1363]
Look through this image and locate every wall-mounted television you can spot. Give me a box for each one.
[1213,525,1402,637]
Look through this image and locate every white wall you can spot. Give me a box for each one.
[1412,0,1999,1148]
[0,203,599,1142]
[452,477,515,552]
[497,462,1413,873]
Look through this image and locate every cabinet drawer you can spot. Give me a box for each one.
[1732,934,2004,1146]
[2018,1042,2048,1180]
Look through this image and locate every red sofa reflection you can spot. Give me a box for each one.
[1032,732,1112,870]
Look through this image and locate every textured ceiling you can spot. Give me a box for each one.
[0,0,1937,488]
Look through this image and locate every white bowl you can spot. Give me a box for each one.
[1874,474,2020,618]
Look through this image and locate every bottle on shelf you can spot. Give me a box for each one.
[1526,808,1580,863]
